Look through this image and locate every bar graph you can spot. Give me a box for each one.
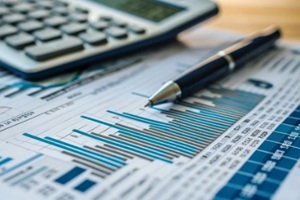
[55,166,86,185]
[0,143,101,197]
[0,27,298,200]
[0,153,43,177]
[22,86,265,178]
[0,157,13,166]
[215,104,300,199]
[74,179,97,192]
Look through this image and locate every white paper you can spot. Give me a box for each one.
[0,28,299,200]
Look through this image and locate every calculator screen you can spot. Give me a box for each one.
[92,0,184,22]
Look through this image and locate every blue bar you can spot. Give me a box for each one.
[290,110,300,118]
[74,128,173,163]
[239,162,261,175]
[275,124,294,134]
[23,133,123,168]
[228,173,251,186]
[164,107,235,124]
[258,140,277,152]
[215,184,241,199]
[149,126,208,145]
[107,110,209,140]
[118,130,195,156]
[292,137,300,148]
[111,111,217,139]
[224,88,265,99]
[0,153,43,177]
[55,166,86,185]
[82,114,200,151]
[157,107,232,126]
[178,102,243,118]
[170,114,227,130]
[74,179,96,192]
[267,132,286,143]
[276,157,297,170]
[296,105,300,111]
[81,115,197,153]
[0,157,12,166]
[267,168,288,183]
[284,146,300,160]
[96,113,198,152]
[222,95,259,106]
[257,181,278,195]
[162,110,229,129]
[44,137,126,166]
[282,117,300,126]
[150,124,213,142]
[207,98,251,112]
[179,100,243,117]
[248,151,269,163]
[252,191,272,200]
[169,120,222,138]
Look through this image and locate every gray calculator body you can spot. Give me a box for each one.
[0,0,218,79]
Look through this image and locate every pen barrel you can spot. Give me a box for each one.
[229,28,281,68]
[175,27,280,99]
[176,56,230,97]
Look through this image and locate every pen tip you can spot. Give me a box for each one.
[144,100,153,107]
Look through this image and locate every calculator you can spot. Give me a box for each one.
[0,0,218,80]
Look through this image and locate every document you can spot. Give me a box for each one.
[0,28,299,200]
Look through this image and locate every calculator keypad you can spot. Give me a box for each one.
[0,24,18,38]
[25,37,84,61]
[5,32,35,49]
[18,20,44,32]
[0,0,147,61]
[79,31,107,46]
[34,28,62,42]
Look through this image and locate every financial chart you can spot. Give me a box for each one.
[0,29,299,200]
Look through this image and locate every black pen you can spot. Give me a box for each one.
[145,26,281,107]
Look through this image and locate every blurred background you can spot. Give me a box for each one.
[204,0,300,42]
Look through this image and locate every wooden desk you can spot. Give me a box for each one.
[203,0,300,42]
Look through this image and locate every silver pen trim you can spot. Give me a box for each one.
[218,51,236,71]
[145,81,181,106]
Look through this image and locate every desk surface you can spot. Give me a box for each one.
[203,0,300,42]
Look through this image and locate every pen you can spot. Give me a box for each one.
[145,26,281,107]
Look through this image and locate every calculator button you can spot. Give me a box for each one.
[69,13,88,23]
[2,0,18,6]
[90,21,109,30]
[0,24,18,39]
[28,10,50,20]
[3,13,26,24]
[36,1,56,9]
[5,33,35,49]
[128,25,146,34]
[34,28,62,42]
[56,1,68,7]
[25,37,84,61]
[12,2,35,13]
[52,6,68,15]
[80,31,107,45]
[0,6,10,16]
[18,20,44,32]
[111,20,127,28]
[44,16,68,27]
[100,16,112,21]
[106,27,128,39]
[75,7,89,14]
[61,23,86,35]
